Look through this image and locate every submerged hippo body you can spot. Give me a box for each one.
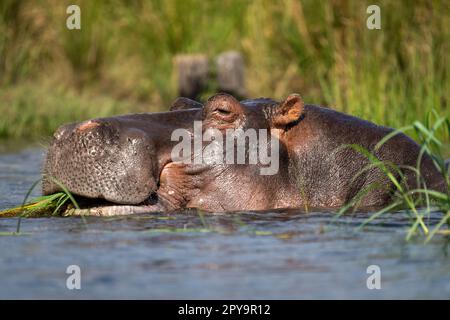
[43,93,446,215]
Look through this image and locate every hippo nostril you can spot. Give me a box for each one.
[127,137,139,145]
[76,120,101,132]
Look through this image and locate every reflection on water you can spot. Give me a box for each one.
[0,147,449,299]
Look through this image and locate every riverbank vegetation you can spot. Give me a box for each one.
[337,112,449,242]
[1,0,449,142]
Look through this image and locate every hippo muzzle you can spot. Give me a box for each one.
[43,118,158,205]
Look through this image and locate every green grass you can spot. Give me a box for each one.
[0,83,139,139]
[0,192,69,218]
[0,0,448,139]
[0,176,83,234]
[337,111,450,242]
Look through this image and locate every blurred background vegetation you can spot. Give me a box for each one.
[0,0,448,140]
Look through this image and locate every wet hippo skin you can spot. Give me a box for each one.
[43,93,447,215]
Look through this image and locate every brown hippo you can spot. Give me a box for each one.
[42,93,447,215]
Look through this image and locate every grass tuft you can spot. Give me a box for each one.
[337,111,450,242]
[0,176,83,234]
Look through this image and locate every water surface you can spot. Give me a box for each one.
[1,146,449,299]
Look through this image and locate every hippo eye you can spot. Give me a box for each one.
[215,107,232,116]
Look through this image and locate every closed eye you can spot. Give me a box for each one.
[215,107,232,116]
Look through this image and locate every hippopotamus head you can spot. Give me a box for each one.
[43,93,446,215]
[43,93,307,215]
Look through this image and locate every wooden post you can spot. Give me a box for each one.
[216,51,246,99]
[173,54,209,100]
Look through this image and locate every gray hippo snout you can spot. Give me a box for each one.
[43,119,158,205]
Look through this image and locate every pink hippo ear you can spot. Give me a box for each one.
[272,94,304,128]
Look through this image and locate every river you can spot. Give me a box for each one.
[0,145,449,299]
